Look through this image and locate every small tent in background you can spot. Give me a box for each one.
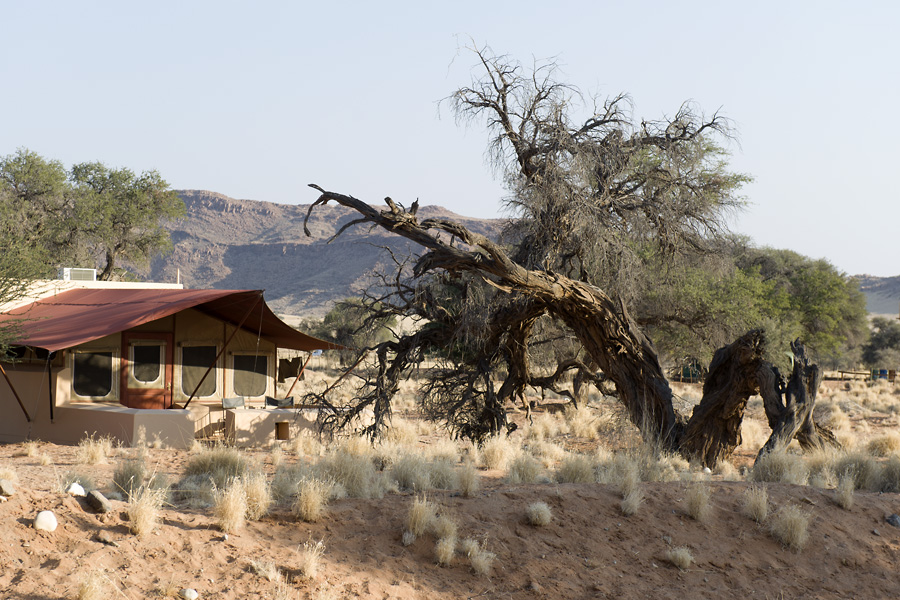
[0,278,340,448]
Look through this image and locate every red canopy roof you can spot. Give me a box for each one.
[0,288,341,352]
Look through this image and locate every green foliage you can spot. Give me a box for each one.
[862,317,900,367]
[0,148,184,281]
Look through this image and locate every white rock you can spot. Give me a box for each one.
[66,482,86,497]
[34,511,58,532]
[179,589,199,600]
[702,467,712,474]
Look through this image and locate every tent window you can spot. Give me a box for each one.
[131,344,163,384]
[233,354,267,397]
[182,345,217,397]
[73,351,113,397]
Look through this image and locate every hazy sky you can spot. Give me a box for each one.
[2,1,897,276]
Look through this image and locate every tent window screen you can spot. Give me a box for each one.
[182,346,217,397]
[73,351,113,397]
[131,344,163,384]
[233,354,268,397]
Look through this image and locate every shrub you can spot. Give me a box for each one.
[665,547,693,570]
[249,559,281,582]
[867,433,900,457]
[742,485,768,523]
[431,514,458,541]
[769,505,810,551]
[215,478,248,533]
[526,501,552,526]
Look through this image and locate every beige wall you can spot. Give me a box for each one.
[224,408,317,447]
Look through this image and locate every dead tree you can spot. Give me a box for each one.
[303,186,839,466]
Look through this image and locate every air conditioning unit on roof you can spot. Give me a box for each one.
[58,267,97,282]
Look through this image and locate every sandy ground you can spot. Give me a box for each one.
[3,381,900,599]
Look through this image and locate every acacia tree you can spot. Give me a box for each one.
[303,47,838,467]
[0,149,184,280]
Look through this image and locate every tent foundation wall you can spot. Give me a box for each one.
[225,408,318,447]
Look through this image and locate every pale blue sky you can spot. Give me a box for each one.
[2,1,897,276]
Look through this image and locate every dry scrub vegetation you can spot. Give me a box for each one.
[4,370,900,598]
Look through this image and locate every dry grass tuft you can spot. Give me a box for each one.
[243,470,273,521]
[555,454,595,483]
[769,505,810,551]
[750,450,808,485]
[665,547,693,570]
[867,433,900,457]
[77,569,113,600]
[461,538,496,576]
[215,478,248,533]
[77,434,115,465]
[835,472,855,510]
[506,453,542,484]
[526,501,552,526]
[292,478,331,523]
[458,463,480,497]
[0,466,18,484]
[391,454,431,491]
[184,445,249,489]
[127,486,165,539]
[297,538,325,580]
[317,448,378,498]
[431,514,459,541]
[407,496,437,537]
[434,535,456,566]
[428,458,459,490]
[250,558,281,582]
[481,435,515,470]
[565,405,600,439]
[113,457,146,500]
[620,485,644,516]
[742,485,768,523]
[685,482,712,522]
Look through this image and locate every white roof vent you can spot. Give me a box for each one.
[58,268,97,282]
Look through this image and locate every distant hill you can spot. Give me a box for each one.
[856,274,900,318]
[140,190,504,317]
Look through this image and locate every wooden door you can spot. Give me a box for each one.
[120,332,173,409]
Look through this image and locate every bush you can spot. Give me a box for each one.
[769,505,810,551]
[183,446,248,489]
[526,501,552,526]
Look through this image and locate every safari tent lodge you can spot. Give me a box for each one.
[0,277,341,448]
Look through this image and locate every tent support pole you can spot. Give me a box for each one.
[46,357,54,423]
[0,362,30,422]
[284,354,312,399]
[184,293,262,410]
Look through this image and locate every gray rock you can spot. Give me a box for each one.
[86,490,112,513]
[34,511,58,532]
[66,482,86,497]
[0,479,16,496]
[179,589,199,600]
[886,514,900,528]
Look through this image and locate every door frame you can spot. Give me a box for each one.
[120,332,174,409]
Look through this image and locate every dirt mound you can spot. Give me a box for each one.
[2,442,899,599]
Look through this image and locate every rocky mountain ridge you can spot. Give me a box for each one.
[141,190,504,316]
[144,190,896,319]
